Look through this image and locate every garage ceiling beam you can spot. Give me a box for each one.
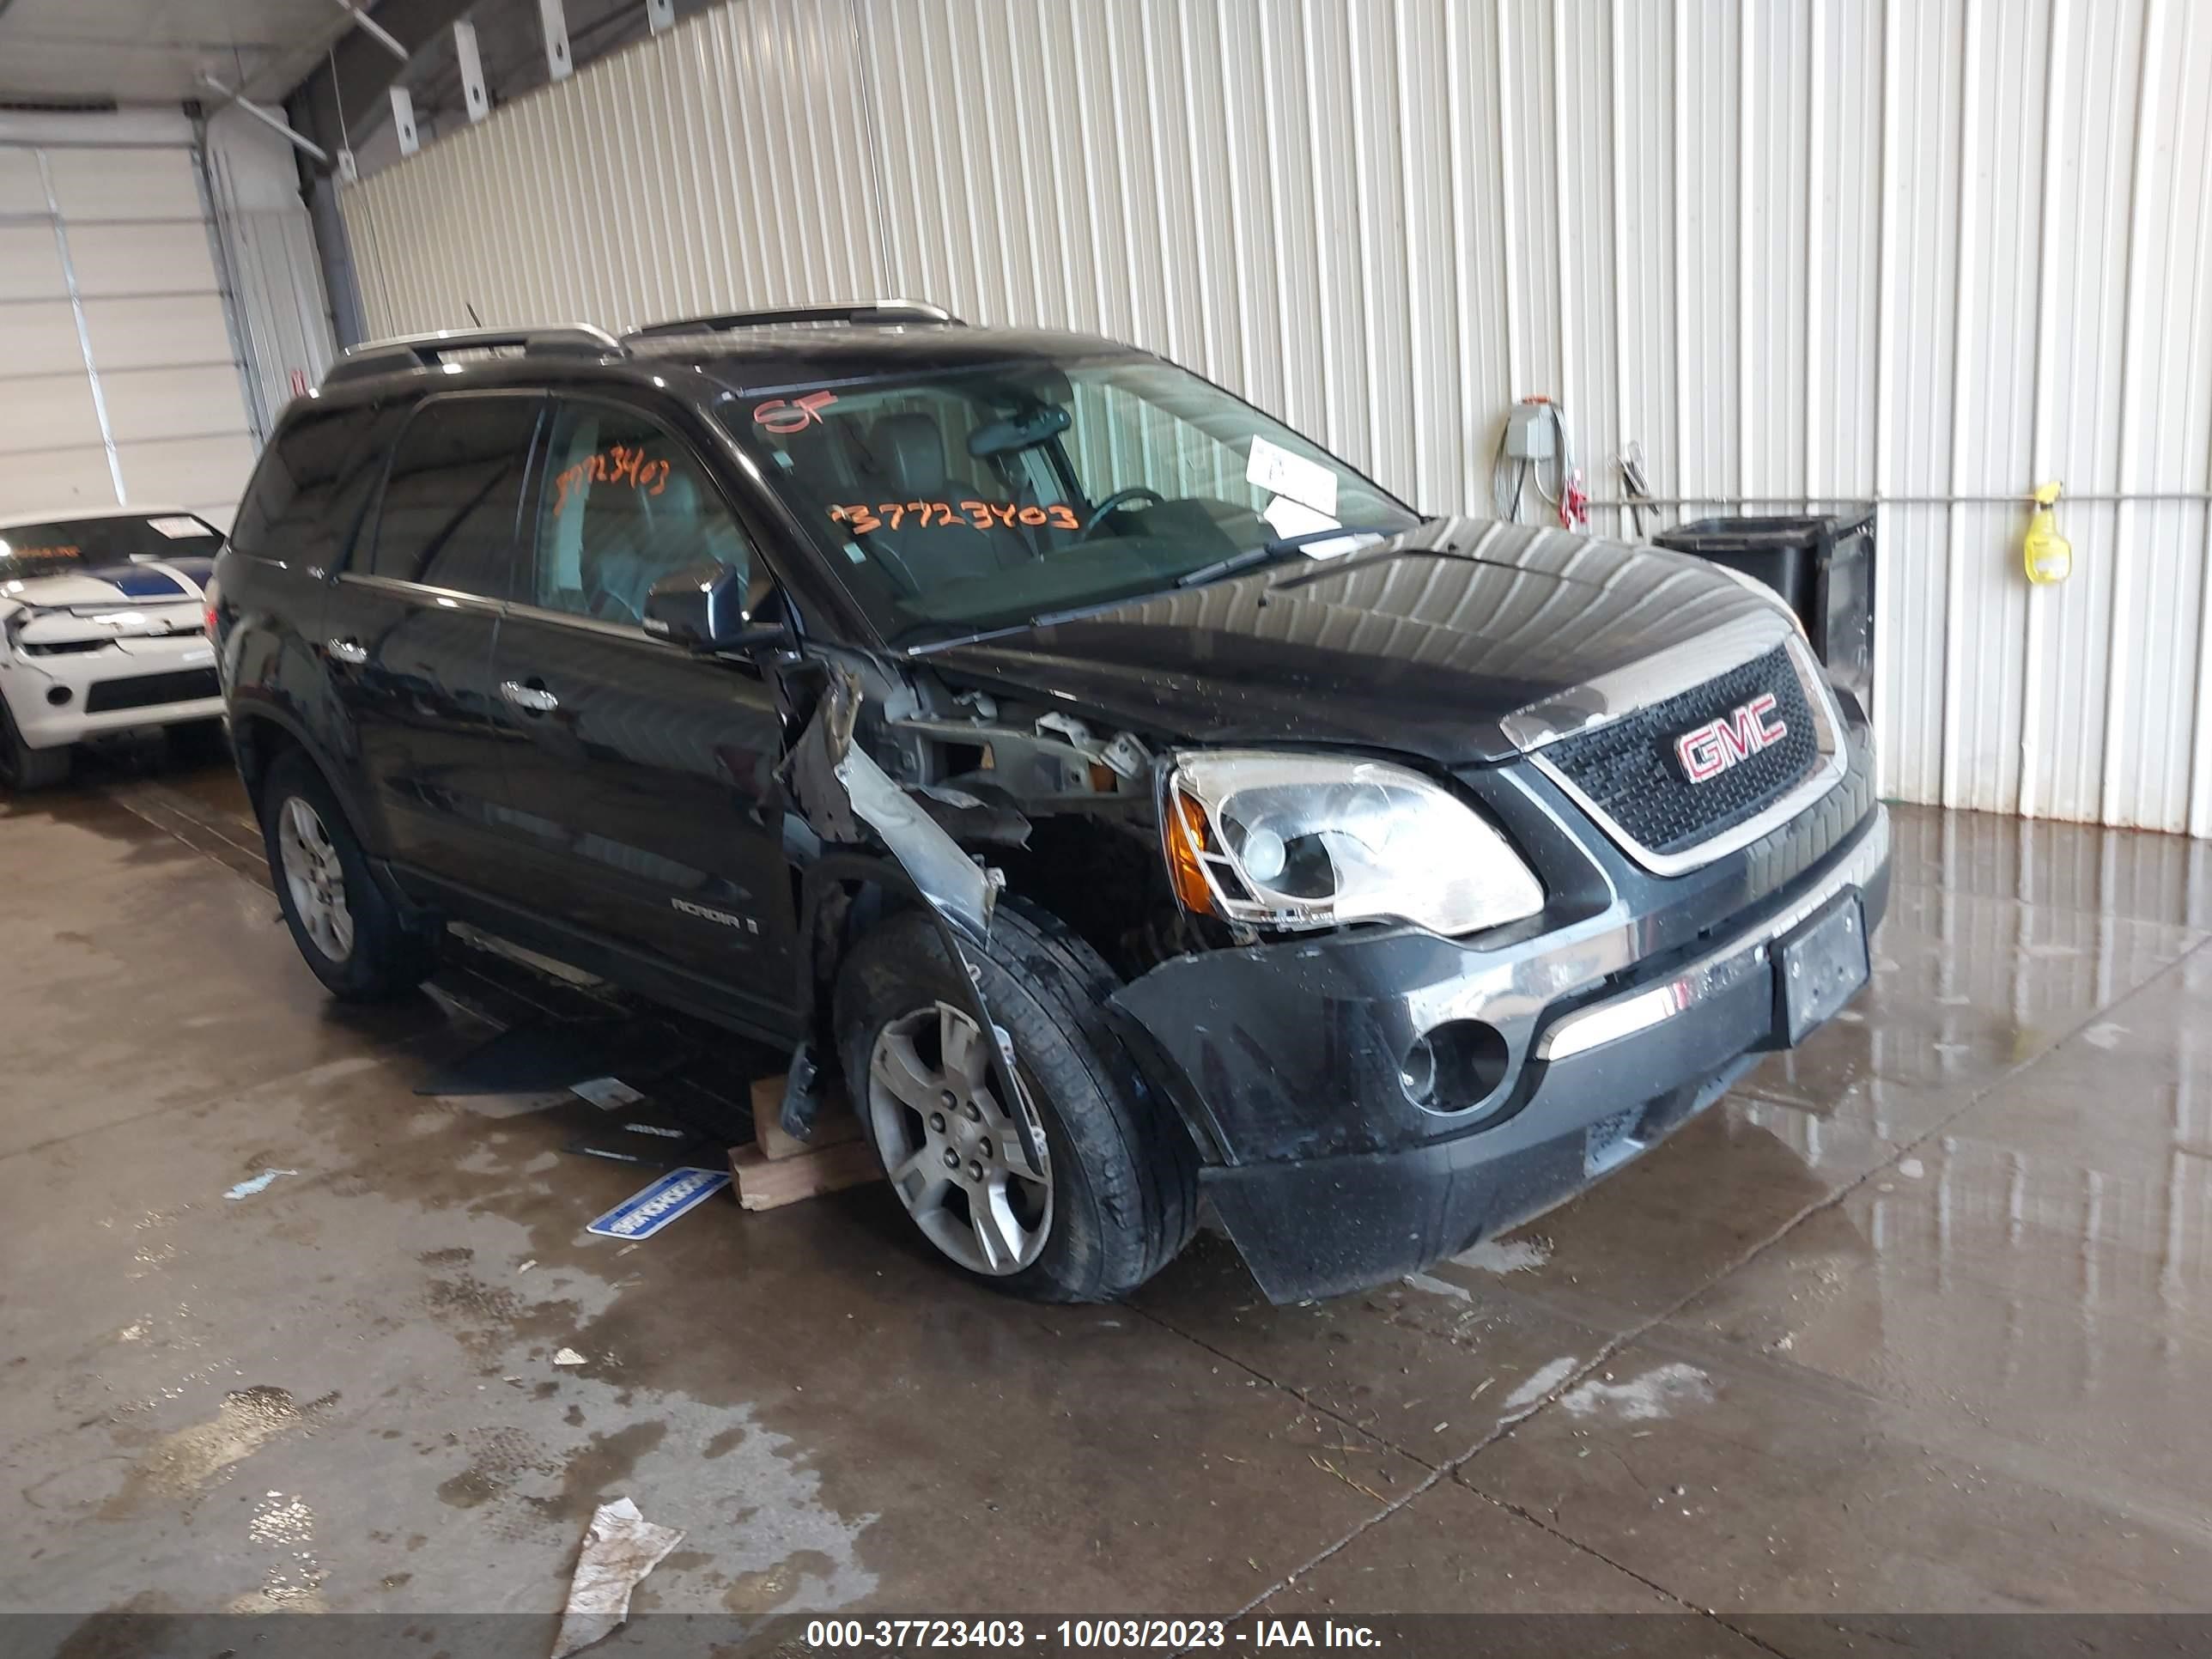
[331,0,412,64]
[198,74,331,165]
[287,0,479,172]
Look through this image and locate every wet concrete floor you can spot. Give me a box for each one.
[3,742,2210,1634]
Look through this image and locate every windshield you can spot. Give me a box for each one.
[720,356,1419,646]
[0,514,222,586]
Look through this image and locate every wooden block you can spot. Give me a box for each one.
[748,1073,862,1162]
[729,1137,883,1211]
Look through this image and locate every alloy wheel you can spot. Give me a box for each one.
[866,1000,1054,1275]
[277,795,354,963]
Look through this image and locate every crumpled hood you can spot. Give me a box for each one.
[3,559,210,646]
[921,517,1787,765]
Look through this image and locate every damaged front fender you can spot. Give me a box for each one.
[781,665,1042,1172]
[782,663,1000,943]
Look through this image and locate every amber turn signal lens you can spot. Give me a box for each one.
[1164,789,1215,913]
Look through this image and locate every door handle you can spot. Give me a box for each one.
[500,678,558,715]
[327,637,367,665]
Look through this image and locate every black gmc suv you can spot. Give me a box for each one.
[212,301,1887,1304]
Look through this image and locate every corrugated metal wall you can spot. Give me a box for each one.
[338,0,2212,836]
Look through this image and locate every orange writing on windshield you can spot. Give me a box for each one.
[829,501,1079,534]
[754,391,839,434]
[553,444,672,513]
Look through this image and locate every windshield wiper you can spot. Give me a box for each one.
[1172,526,1399,589]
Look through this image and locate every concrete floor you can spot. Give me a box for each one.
[4,743,2210,1639]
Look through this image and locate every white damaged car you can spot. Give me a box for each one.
[0,506,226,790]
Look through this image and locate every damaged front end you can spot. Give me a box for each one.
[1103,729,1890,1304]
[776,648,1889,1308]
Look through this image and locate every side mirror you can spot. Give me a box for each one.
[642,561,792,653]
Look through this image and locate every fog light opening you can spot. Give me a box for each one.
[1401,1020,1511,1115]
[46,685,72,706]
[1399,1036,1437,1102]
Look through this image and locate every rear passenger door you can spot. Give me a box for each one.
[325,391,544,902]
[485,394,795,1027]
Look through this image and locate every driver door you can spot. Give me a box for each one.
[484,394,795,1030]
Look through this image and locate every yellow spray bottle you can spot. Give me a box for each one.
[2023,481,2071,586]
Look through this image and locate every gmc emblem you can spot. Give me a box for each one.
[1675,693,1788,783]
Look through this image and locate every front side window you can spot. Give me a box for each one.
[366,396,541,598]
[528,400,753,625]
[722,355,1417,647]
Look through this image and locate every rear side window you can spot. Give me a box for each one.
[366,395,542,598]
[529,398,754,625]
[228,408,357,567]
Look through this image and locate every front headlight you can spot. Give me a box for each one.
[1161,750,1545,936]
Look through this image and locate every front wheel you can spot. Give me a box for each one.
[0,695,71,792]
[835,903,1198,1302]
[257,750,435,1000]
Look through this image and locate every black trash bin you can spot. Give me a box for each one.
[1653,507,1875,715]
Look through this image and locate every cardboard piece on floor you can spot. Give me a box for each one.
[730,1137,881,1212]
[550,1495,684,1659]
[572,1076,646,1111]
[747,1073,863,1162]
[457,1091,578,1120]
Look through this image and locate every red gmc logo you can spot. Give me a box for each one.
[1675,693,1788,783]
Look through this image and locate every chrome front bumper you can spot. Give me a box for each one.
[1536,804,1891,1062]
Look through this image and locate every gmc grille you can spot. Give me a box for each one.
[83,667,220,714]
[1540,644,1822,860]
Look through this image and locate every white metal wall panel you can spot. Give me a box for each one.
[2110,0,2212,837]
[345,0,881,335]
[2031,0,2146,829]
[341,0,2212,836]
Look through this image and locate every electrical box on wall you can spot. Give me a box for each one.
[1504,401,1555,461]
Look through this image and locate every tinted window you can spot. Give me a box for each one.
[228,408,356,566]
[326,402,413,574]
[367,396,541,598]
[530,399,753,624]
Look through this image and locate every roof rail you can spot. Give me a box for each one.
[324,325,623,386]
[621,300,963,342]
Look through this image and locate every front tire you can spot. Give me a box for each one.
[835,902,1199,1303]
[257,750,434,1000]
[0,695,71,792]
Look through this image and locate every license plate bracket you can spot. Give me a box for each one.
[1775,892,1870,1046]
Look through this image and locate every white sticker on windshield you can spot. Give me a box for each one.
[1245,435,1340,518]
[1261,496,1376,559]
[146,516,204,538]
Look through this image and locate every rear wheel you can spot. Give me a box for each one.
[835,902,1199,1302]
[257,750,434,1000]
[0,695,72,792]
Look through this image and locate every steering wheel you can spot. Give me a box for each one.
[1080,486,1166,539]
